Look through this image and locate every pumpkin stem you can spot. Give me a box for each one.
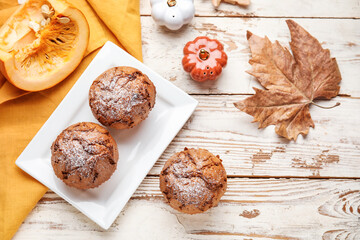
[167,0,176,7]
[311,101,340,109]
[199,49,210,60]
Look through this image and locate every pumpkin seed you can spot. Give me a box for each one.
[41,4,54,18]
[40,18,50,27]
[57,17,70,24]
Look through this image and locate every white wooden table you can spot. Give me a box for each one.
[13,0,360,239]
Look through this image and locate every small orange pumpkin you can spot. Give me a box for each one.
[182,36,227,82]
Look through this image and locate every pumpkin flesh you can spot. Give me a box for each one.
[0,0,89,91]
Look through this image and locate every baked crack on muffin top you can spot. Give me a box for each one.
[89,66,156,129]
[160,148,227,214]
[51,122,118,189]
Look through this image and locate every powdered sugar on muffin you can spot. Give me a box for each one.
[89,66,156,129]
[160,148,227,214]
[51,122,118,189]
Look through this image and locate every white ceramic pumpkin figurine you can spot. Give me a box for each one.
[150,0,195,30]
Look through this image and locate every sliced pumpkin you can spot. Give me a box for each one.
[0,0,89,91]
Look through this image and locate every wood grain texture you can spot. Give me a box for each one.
[141,17,360,97]
[146,95,360,178]
[140,0,360,18]
[12,1,360,238]
[14,178,360,240]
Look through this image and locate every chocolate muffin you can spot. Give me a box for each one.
[89,66,156,129]
[160,148,227,214]
[51,122,118,189]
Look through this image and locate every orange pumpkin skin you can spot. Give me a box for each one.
[182,36,227,82]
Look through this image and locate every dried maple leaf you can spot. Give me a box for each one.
[234,20,341,140]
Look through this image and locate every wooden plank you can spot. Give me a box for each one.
[141,17,360,97]
[147,95,360,178]
[140,0,360,18]
[14,178,360,239]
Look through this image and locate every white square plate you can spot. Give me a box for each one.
[16,41,198,229]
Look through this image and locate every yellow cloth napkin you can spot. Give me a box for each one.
[0,0,142,239]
